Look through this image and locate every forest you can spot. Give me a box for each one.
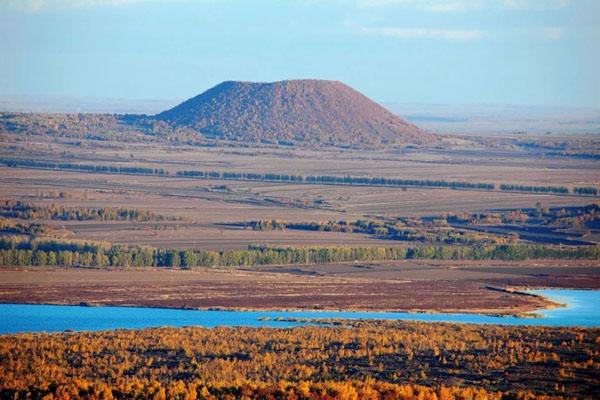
[0,112,196,144]
[1,321,598,399]
[1,200,598,268]
[241,203,599,246]
[245,218,504,246]
[0,200,172,222]
[0,234,599,268]
[449,203,600,227]
[0,218,58,238]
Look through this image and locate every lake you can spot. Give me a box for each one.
[0,289,598,334]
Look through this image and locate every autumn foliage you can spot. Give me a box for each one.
[1,321,598,399]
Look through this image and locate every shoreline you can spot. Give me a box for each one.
[0,286,566,318]
[0,263,596,318]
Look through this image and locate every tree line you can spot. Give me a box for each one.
[178,169,496,191]
[1,237,598,268]
[2,158,597,196]
[178,169,597,195]
[0,158,167,176]
[244,203,600,245]
[574,186,599,196]
[0,200,170,222]
[499,184,569,194]
[246,218,499,246]
[0,219,51,237]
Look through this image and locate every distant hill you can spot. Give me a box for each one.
[156,80,435,146]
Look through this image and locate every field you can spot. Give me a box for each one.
[1,128,600,399]
[1,129,599,250]
[1,130,600,311]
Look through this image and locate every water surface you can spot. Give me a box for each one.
[1,289,598,334]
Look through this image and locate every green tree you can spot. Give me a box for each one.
[166,250,180,268]
[33,251,47,266]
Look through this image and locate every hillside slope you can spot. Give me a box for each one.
[156,80,434,146]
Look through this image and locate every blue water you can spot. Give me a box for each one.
[0,289,598,334]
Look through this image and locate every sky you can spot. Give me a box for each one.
[1,0,599,107]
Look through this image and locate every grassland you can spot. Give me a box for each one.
[1,128,599,313]
[1,260,597,314]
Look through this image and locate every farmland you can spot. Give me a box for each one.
[1,122,599,400]
[1,127,599,315]
[1,126,599,251]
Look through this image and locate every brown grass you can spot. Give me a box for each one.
[1,260,598,314]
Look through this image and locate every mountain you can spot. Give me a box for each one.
[156,80,435,146]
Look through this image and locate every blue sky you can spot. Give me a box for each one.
[1,0,599,107]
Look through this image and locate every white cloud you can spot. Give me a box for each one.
[360,27,485,40]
